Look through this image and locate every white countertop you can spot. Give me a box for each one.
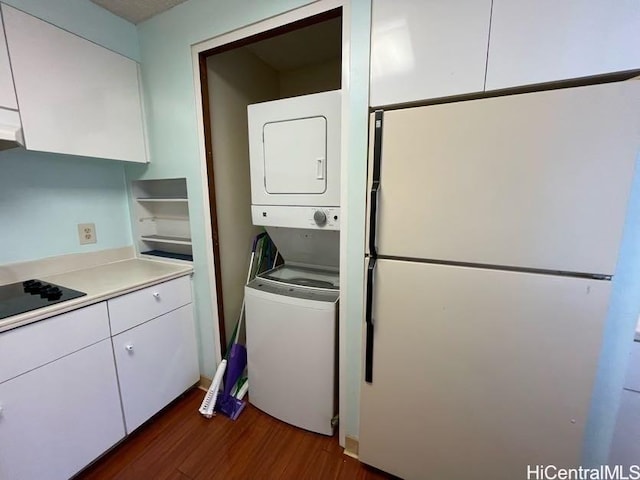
[0,258,193,333]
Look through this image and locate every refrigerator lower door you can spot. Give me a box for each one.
[359,259,611,480]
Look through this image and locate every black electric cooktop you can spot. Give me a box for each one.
[0,279,87,320]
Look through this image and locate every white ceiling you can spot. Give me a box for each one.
[90,0,189,24]
[245,17,341,72]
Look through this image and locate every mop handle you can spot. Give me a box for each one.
[231,232,267,346]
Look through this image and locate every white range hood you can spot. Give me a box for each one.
[0,107,23,150]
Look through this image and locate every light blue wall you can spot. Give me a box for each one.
[133,0,372,441]
[583,152,640,466]
[0,150,132,264]
[0,0,139,265]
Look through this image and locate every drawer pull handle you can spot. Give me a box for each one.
[152,292,160,299]
[0,405,3,416]
[125,344,134,352]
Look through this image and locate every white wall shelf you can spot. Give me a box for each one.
[132,178,192,262]
[136,198,189,203]
[140,234,192,246]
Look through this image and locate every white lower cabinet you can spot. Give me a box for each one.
[0,339,125,480]
[0,275,198,478]
[112,303,199,433]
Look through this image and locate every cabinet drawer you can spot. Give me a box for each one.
[107,275,191,335]
[0,302,110,384]
[112,304,199,433]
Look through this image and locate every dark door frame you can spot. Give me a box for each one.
[197,7,342,355]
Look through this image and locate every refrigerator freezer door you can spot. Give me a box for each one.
[373,80,640,276]
[359,259,611,480]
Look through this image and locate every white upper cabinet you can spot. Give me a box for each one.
[369,0,492,107]
[0,15,16,110]
[486,0,640,90]
[1,5,148,163]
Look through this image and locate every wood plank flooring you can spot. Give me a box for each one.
[77,388,392,480]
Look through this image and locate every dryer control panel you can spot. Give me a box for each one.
[252,205,340,230]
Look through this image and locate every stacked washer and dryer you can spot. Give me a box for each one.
[244,90,341,435]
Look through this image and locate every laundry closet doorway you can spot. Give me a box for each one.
[197,8,343,358]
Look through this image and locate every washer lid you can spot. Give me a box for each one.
[259,264,339,290]
[246,277,339,304]
[266,226,339,268]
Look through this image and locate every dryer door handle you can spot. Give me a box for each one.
[316,157,325,180]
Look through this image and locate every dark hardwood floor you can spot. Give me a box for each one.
[77,388,391,479]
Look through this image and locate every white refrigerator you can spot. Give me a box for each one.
[359,80,640,480]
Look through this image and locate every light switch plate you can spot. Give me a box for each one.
[78,223,97,245]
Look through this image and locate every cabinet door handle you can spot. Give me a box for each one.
[152,292,160,299]
[0,405,3,416]
[125,344,134,352]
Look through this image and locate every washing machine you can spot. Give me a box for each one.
[243,225,339,436]
[244,264,338,435]
[245,89,341,435]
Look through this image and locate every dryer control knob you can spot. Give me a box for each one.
[313,210,327,227]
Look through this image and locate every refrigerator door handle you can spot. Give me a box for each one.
[365,256,376,383]
[365,110,383,384]
[369,183,379,256]
[368,110,384,257]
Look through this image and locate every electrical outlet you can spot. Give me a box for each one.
[78,223,97,245]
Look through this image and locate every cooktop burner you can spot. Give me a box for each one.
[0,279,86,321]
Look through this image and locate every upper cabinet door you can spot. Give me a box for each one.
[0,15,17,110]
[486,0,640,90]
[369,0,492,107]
[2,5,148,163]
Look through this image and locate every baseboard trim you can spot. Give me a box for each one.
[199,375,212,391]
[344,435,359,459]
